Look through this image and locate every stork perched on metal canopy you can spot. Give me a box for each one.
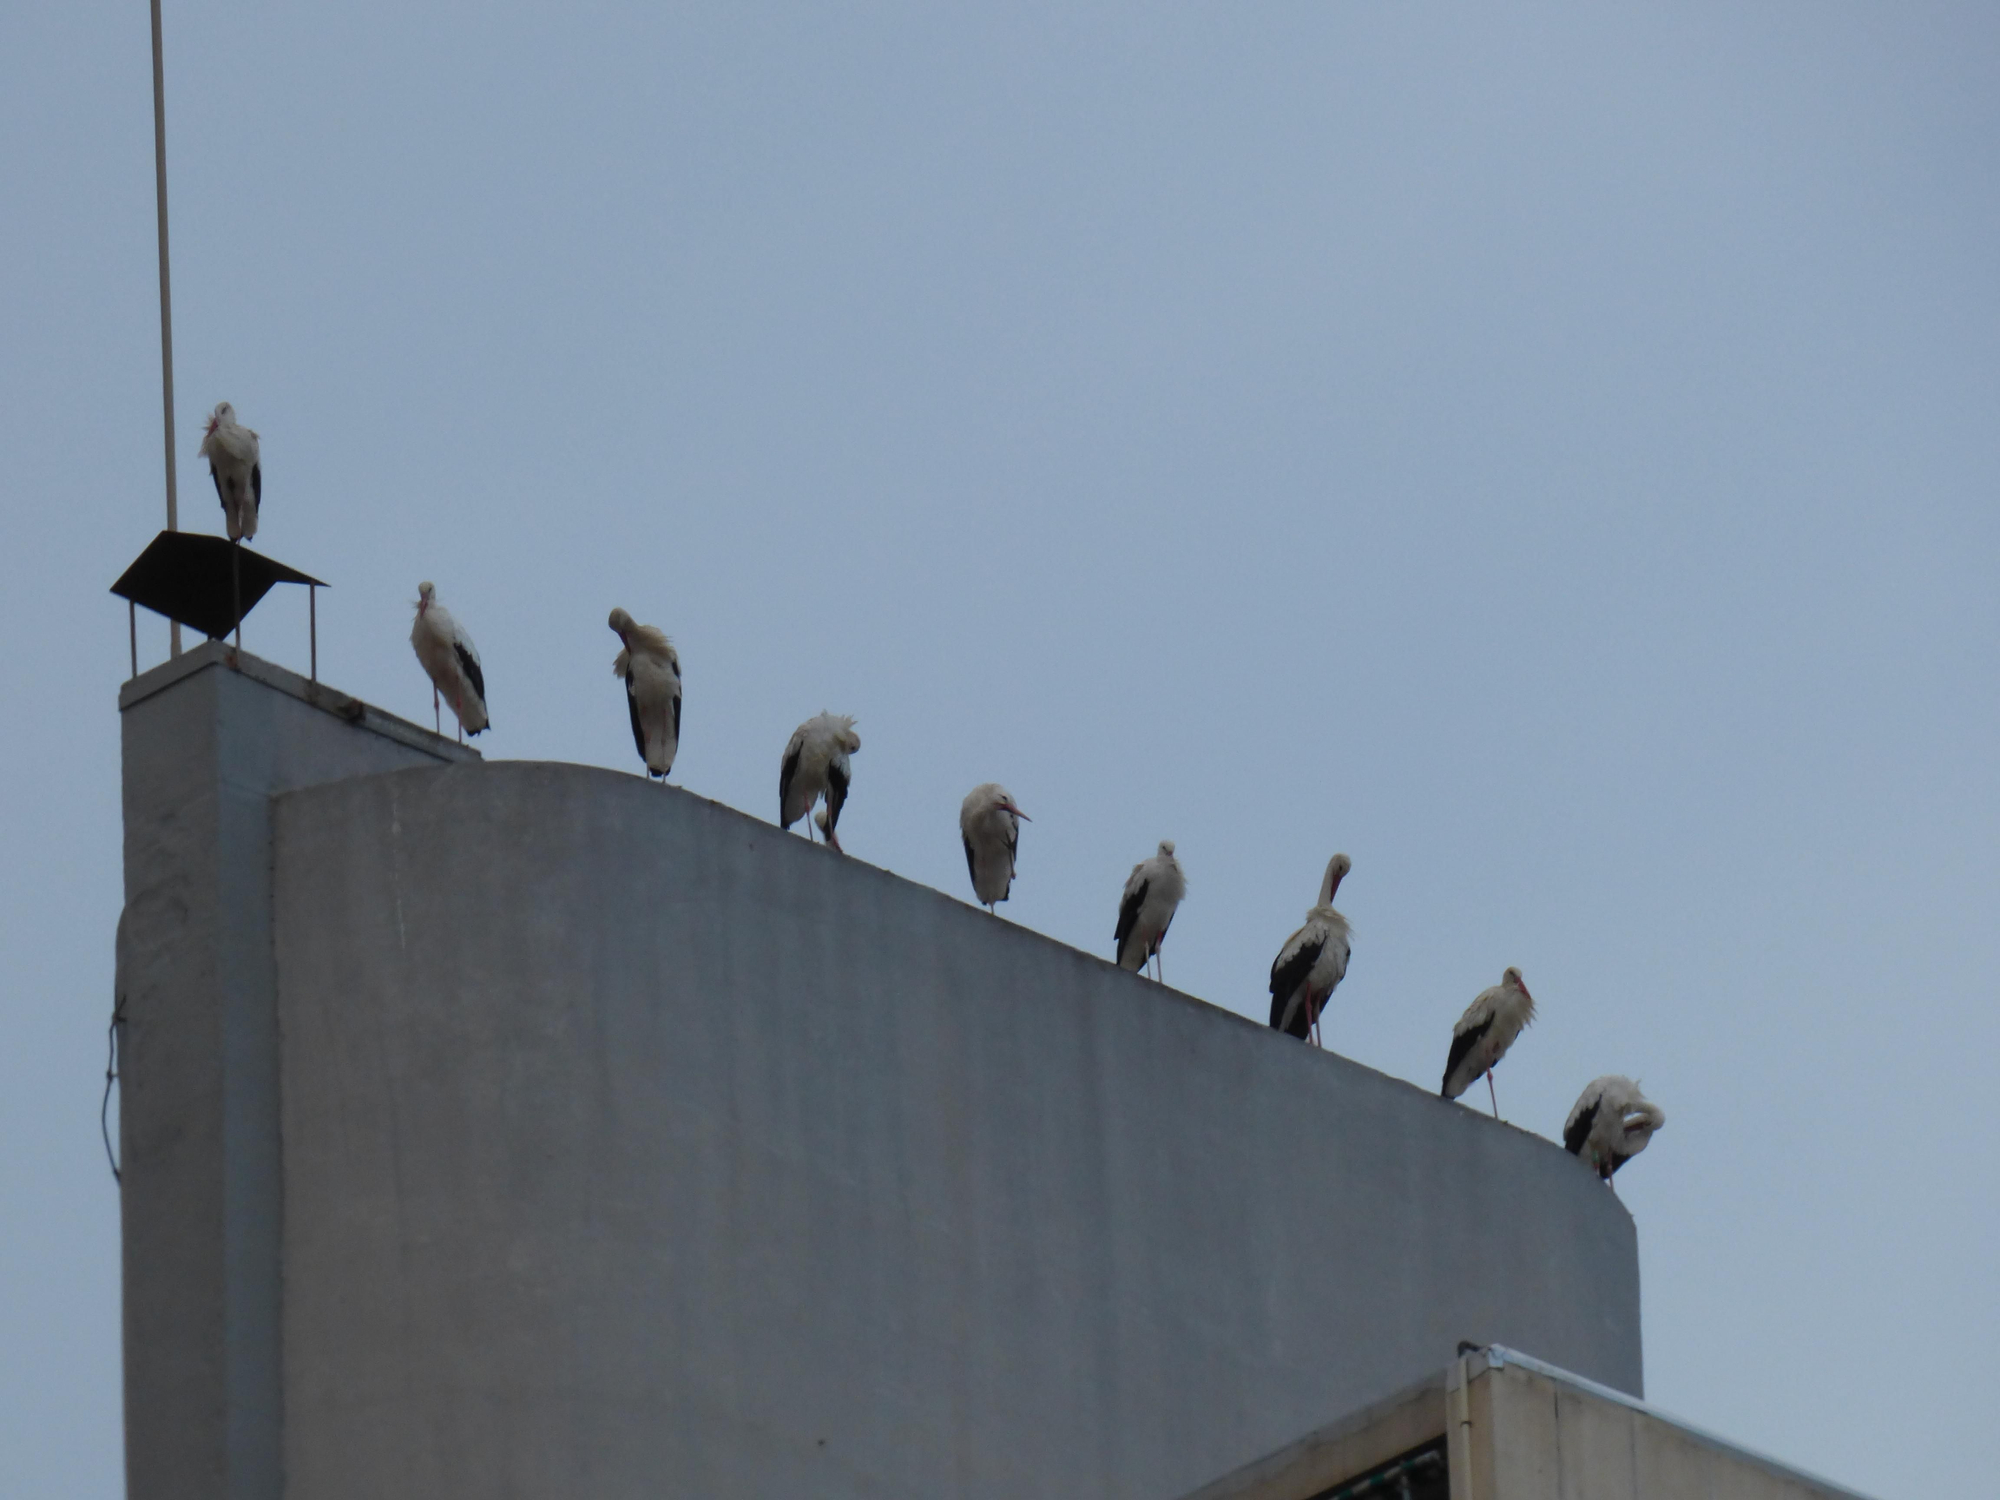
[1267,853,1352,1047]
[1115,840,1185,982]
[960,783,1029,914]
[608,607,681,780]
[1442,967,1536,1119]
[1564,1076,1665,1185]
[780,713,860,852]
[199,402,261,543]
[410,581,488,740]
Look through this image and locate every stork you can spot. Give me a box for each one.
[960,783,1030,914]
[780,713,860,852]
[1441,967,1536,1119]
[199,402,261,543]
[198,401,262,656]
[608,608,681,780]
[409,582,488,740]
[1115,840,1185,982]
[1267,853,1352,1047]
[1564,1076,1665,1185]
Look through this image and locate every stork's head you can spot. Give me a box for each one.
[1321,852,1352,905]
[416,581,436,614]
[206,401,234,435]
[1503,965,1530,999]
[1627,1095,1666,1134]
[830,715,861,753]
[608,607,635,639]
[990,785,1030,822]
[1158,839,1176,858]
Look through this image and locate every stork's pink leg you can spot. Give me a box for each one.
[1486,1070,1500,1119]
[433,686,441,735]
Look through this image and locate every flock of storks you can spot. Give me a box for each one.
[202,400,1665,1187]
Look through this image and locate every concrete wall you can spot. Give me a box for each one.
[1175,1348,1874,1500]
[116,645,476,1500]
[267,759,1643,1500]
[1451,1350,1872,1500]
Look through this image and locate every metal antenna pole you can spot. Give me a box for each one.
[150,0,181,658]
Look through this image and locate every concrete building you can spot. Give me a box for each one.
[1176,1346,1873,1500]
[120,644,1664,1499]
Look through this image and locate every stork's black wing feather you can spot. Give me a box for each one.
[671,687,682,741]
[623,673,648,768]
[250,462,262,507]
[779,746,801,823]
[210,467,226,505]
[963,834,978,888]
[1267,937,1325,1036]
[454,642,485,704]
[1441,1017,1492,1096]
[824,760,849,832]
[1114,879,1147,952]
[1563,1099,1599,1157]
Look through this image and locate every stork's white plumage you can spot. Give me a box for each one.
[780,713,860,852]
[198,402,261,542]
[1268,853,1352,1047]
[1564,1075,1665,1184]
[1115,840,1186,981]
[960,783,1030,912]
[1441,967,1536,1118]
[410,581,488,740]
[608,607,681,779]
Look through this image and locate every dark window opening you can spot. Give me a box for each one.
[1306,1438,1449,1500]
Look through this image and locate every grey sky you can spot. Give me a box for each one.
[4,3,1996,1495]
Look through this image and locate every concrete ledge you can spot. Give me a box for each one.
[119,640,479,763]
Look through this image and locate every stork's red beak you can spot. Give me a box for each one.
[1008,805,1031,821]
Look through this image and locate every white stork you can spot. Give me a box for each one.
[780,713,860,852]
[1267,853,1352,1047]
[1441,967,1536,1119]
[1115,840,1186,981]
[1564,1076,1665,1185]
[198,402,261,542]
[960,783,1030,913]
[409,582,488,740]
[608,608,681,780]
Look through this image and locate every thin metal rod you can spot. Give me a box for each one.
[128,600,137,680]
[150,0,182,658]
[308,585,317,683]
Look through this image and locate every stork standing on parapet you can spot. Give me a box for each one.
[1441,967,1536,1119]
[960,783,1029,914]
[1268,854,1352,1047]
[780,713,860,852]
[410,582,489,740]
[1115,841,1186,982]
[1564,1076,1665,1185]
[608,608,681,780]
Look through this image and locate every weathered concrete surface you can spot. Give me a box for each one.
[116,644,475,1500]
[1458,1350,1873,1500]
[270,760,1642,1500]
[1176,1348,1874,1500]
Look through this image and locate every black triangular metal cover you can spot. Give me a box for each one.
[110,531,326,639]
